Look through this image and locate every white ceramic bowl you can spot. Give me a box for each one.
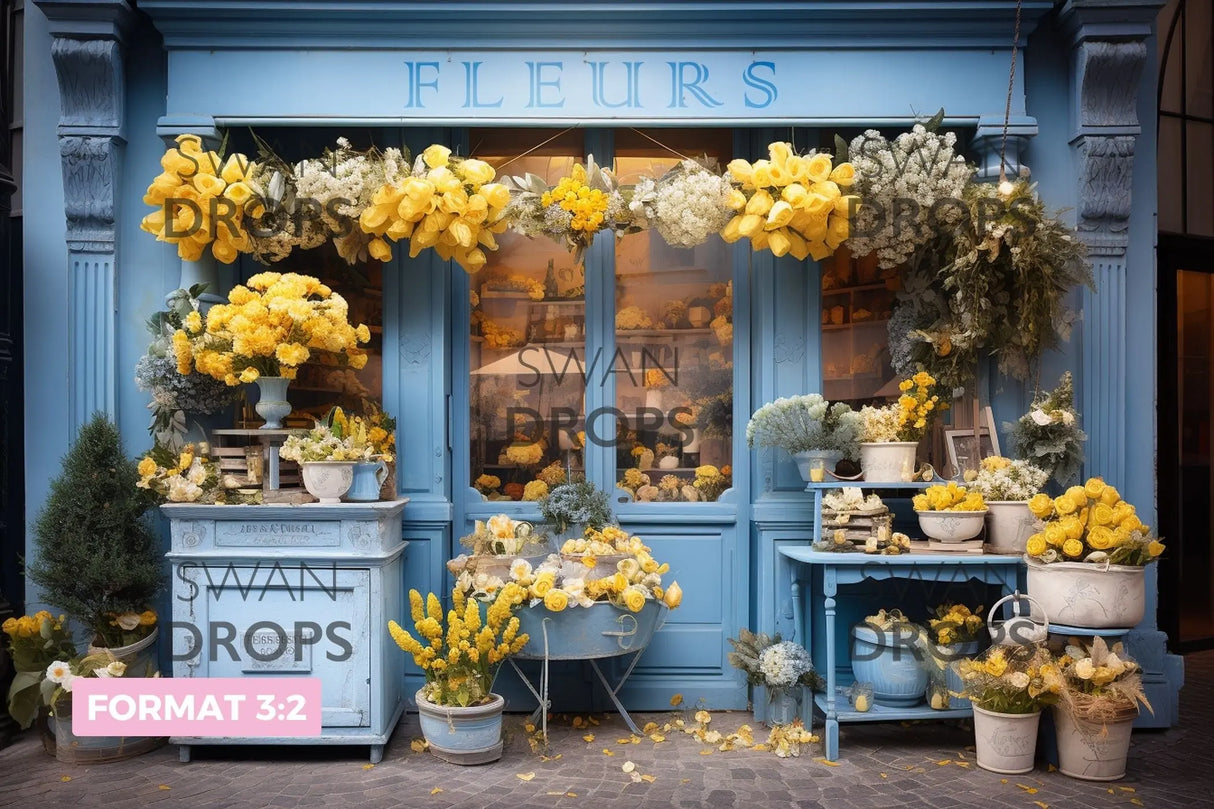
[917,509,987,542]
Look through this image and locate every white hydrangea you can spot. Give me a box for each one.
[845,125,974,269]
[968,459,1049,501]
[758,640,814,688]
[632,160,733,247]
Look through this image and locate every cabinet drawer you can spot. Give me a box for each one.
[175,564,371,728]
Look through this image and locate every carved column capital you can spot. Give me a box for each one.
[970,114,1038,182]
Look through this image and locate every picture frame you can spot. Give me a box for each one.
[945,407,1001,477]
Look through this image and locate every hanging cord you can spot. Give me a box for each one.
[998,0,1024,184]
[628,128,697,163]
[489,126,578,173]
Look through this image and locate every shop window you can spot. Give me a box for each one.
[468,130,585,499]
[819,246,899,406]
[612,129,734,502]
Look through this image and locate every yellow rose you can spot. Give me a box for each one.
[1025,534,1047,557]
[457,158,496,185]
[1044,522,1067,547]
[1065,486,1088,506]
[828,162,855,187]
[806,153,833,183]
[1084,477,1106,500]
[1062,538,1084,558]
[622,585,647,613]
[1087,526,1115,550]
[1060,516,1084,540]
[1054,494,1078,516]
[533,573,554,599]
[1027,493,1054,519]
[138,456,157,478]
[1090,503,1115,526]
[1101,486,1122,507]
[662,581,683,609]
[543,589,569,612]
[422,144,451,169]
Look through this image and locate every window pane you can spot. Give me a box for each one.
[612,131,734,503]
[1185,0,1213,119]
[469,129,586,500]
[1187,121,1214,236]
[1159,0,1183,114]
[820,246,899,405]
[1159,115,1184,233]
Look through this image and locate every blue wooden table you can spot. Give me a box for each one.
[778,546,1024,760]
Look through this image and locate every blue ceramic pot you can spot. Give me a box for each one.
[415,690,504,765]
[850,623,929,707]
[345,460,388,502]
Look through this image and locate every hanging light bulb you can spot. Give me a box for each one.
[997,174,1015,197]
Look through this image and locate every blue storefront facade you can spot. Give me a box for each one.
[18,0,1183,725]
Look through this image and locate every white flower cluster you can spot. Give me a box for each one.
[858,405,903,443]
[822,487,883,513]
[746,395,861,455]
[629,161,733,247]
[968,459,1049,502]
[845,125,974,269]
[250,141,411,264]
[758,640,815,688]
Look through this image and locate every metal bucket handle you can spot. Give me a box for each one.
[987,590,1049,645]
[602,612,640,651]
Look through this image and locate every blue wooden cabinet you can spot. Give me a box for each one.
[163,500,409,763]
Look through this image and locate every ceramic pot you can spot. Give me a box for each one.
[973,706,1041,774]
[917,510,987,542]
[515,601,665,660]
[87,626,159,677]
[415,690,505,765]
[931,640,981,709]
[1025,558,1146,628]
[301,461,355,504]
[985,501,1036,554]
[792,449,843,483]
[850,623,928,707]
[345,460,388,502]
[657,455,680,470]
[858,441,918,483]
[1054,705,1137,780]
[253,376,292,429]
[766,688,799,726]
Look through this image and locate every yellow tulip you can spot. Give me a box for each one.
[767,228,792,257]
[726,188,748,211]
[719,215,744,243]
[750,160,772,188]
[221,153,252,184]
[1148,540,1165,557]
[765,200,795,230]
[726,159,754,187]
[175,133,204,157]
[368,238,392,262]
[829,163,856,186]
[457,158,495,185]
[767,141,792,168]
[806,153,833,183]
[663,581,683,609]
[745,189,774,217]
[738,213,765,238]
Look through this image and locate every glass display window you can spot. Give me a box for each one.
[467,129,587,501]
[820,245,899,406]
[612,129,734,503]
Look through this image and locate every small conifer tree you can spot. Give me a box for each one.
[26,414,164,646]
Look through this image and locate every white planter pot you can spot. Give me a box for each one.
[301,461,356,504]
[973,706,1041,774]
[658,455,680,470]
[1054,706,1137,781]
[859,442,918,484]
[917,510,987,542]
[1025,558,1146,628]
[985,501,1036,554]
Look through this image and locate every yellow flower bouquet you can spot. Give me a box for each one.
[913,482,987,512]
[172,272,370,385]
[1023,477,1163,565]
[860,371,947,443]
[141,134,260,263]
[721,141,858,261]
[136,443,222,503]
[2,611,77,729]
[954,644,1061,714]
[388,584,529,707]
[358,144,511,273]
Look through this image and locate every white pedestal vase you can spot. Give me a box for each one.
[985,502,1036,554]
[858,442,918,484]
[972,706,1041,774]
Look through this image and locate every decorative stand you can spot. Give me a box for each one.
[508,602,665,739]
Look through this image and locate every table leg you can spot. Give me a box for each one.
[589,656,644,736]
[823,567,839,761]
[369,744,384,764]
[791,578,803,647]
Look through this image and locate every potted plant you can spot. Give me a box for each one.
[858,371,946,483]
[1054,638,1151,781]
[495,525,681,658]
[26,416,164,661]
[727,629,822,726]
[388,584,530,764]
[954,644,1061,774]
[1022,477,1163,628]
[967,457,1049,553]
[924,603,985,709]
[912,482,988,543]
[850,609,929,707]
[136,442,224,504]
[280,415,375,503]
[537,479,616,539]
[171,272,372,429]
[746,394,861,481]
[2,612,76,734]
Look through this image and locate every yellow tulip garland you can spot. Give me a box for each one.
[358,144,512,273]
[721,141,858,261]
[1024,477,1163,566]
[140,134,260,264]
[388,584,529,707]
[173,272,370,385]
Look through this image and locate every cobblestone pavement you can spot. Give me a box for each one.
[1,652,1208,809]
